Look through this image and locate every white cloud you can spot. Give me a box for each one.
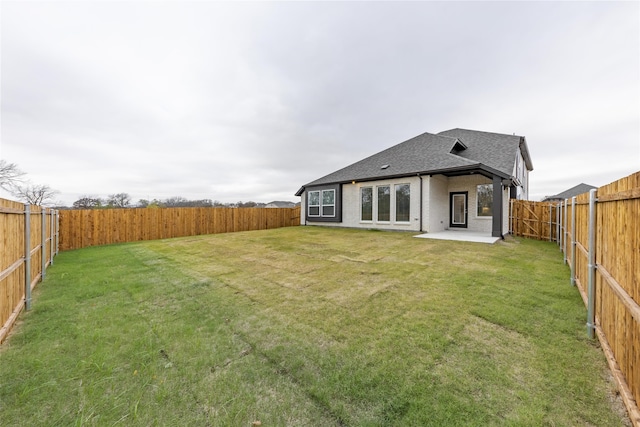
[1,1,638,205]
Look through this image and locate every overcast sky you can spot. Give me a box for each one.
[1,1,638,206]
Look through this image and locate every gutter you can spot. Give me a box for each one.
[418,174,423,232]
[301,164,510,190]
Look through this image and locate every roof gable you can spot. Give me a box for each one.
[437,128,533,173]
[303,133,480,188]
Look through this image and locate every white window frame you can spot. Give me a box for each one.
[476,184,493,217]
[360,187,373,222]
[394,183,410,223]
[308,191,320,217]
[377,185,391,223]
[321,189,335,217]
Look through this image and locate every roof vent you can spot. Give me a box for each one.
[450,139,467,153]
[381,164,390,169]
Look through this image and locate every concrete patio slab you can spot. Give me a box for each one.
[413,230,501,244]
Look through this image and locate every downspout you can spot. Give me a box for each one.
[491,175,503,238]
[418,174,423,232]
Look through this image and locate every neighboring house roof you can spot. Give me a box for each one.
[296,128,532,195]
[265,201,296,208]
[542,183,597,201]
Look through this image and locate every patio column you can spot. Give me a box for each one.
[492,175,503,238]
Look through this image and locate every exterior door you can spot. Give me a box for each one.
[449,192,468,228]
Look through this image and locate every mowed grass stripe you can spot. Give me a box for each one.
[0,227,630,426]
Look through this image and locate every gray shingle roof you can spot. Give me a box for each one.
[299,129,532,192]
[543,183,596,201]
[266,201,296,207]
[437,128,532,173]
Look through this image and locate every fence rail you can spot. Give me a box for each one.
[0,198,59,344]
[511,171,640,426]
[59,206,301,251]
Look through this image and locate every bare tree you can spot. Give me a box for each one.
[164,196,190,207]
[237,201,257,208]
[0,160,26,192]
[72,196,103,209]
[107,193,131,208]
[12,183,59,206]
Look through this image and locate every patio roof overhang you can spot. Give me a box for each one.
[295,164,510,196]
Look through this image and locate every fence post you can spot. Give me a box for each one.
[24,204,32,311]
[557,202,561,246]
[55,210,59,256]
[41,208,46,279]
[549,204,552,241]
[563,199,568,263]
[587,189,597,339]
[570,196,576,286]
[50,210,55,265]
[556,202,562,250]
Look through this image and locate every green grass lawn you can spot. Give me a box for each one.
[0,227,629,426]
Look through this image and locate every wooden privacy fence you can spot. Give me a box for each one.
[0,198,59,344]
[511,171,640,426]
[509,199,559,241]
[59,206,301,251]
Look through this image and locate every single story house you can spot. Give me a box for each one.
[295,128,533,238]
[542,183,596,202]
[265,201,297,208]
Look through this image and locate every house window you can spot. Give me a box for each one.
[361,187,373,221]
[395,184,410,222]
[321,189,335,217]
[309,189,336,217]
[308,191,320,217]
[377,186,390,222]
[477,184,493,216]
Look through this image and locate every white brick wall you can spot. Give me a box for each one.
[301,173,509,235]
[339,177,422,231]
[427,175,449,232]
[444,174,493,233]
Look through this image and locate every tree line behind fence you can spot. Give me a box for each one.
[510,171,640,425]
